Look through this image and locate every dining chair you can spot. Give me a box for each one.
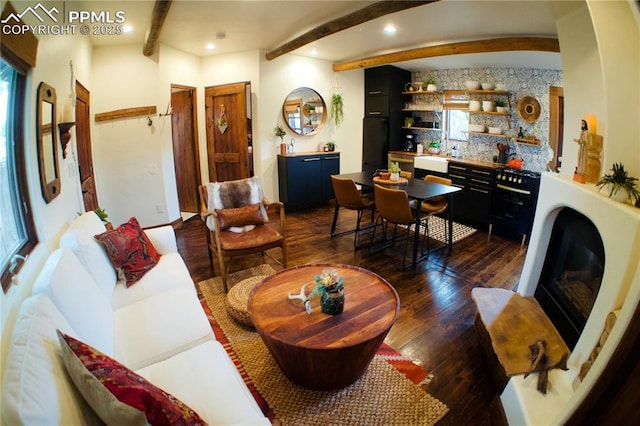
[410,174,453,252]
[330,176,376,249]
[198,177,287,292]
[369,184,428,270]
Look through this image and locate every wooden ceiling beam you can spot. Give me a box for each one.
[265,1,437,61]
[332,37,561,72]
[143,0,173,57]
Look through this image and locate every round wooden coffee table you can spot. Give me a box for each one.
[248,264,399,390]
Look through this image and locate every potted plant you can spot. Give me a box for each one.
[495,99,508,113]
[389,162,401,181]
[596,162,640,204]
[306,268,345,315]
[423,76,438,92]
[326,141,336,152]
[330,93,344,127]
[216,116,228,134]
[428,140,441,155]
[274,124,286,142]
[404,117,414,128]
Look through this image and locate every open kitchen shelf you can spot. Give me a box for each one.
[402,126,442,131]
[467,131,511,139]
[465,90,510,96]
[515,137,541,146]
[402,91,443,95]
[468,110,511,116]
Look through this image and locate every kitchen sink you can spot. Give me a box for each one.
[414,155,449,173]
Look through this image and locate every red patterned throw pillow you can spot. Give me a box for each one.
[57,330,206,426]
[95,217,160,287]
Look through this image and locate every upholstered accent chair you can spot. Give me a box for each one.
[369,184,428,270]
[330,176,375,249]
[198,177,287,292]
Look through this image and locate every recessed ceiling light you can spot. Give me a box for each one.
[206,43,216,50]
[122,25,134,33]
[310,49,318,56]
[383,25,396,35]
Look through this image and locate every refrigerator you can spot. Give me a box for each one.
[362,117,389,175]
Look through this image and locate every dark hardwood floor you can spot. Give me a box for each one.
[175,202,528,425]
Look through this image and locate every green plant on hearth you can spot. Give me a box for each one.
[596,163,640,203]
[330,93,344,127]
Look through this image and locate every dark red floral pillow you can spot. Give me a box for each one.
[95,217,161,287]
[57,330,206,426]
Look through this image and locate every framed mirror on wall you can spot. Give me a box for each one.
[282,87,326,136]
[37,81,61,203]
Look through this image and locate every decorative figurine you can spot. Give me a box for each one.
[573,119,588,183]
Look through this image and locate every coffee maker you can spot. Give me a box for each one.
[404,134,414,152]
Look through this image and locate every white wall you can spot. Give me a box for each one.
[556,0,639,179]
[90,43,201,227]
[257,53,363,200]
[555,2,606,178]
[1,33,93,372]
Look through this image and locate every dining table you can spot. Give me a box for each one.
[334,171,462,269]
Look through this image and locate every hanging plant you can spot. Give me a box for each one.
[330,93,344,127]
[217,104,228,134]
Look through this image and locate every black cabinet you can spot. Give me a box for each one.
[363,65,410,175]
[447,162,494,229]
[278,153,340,210]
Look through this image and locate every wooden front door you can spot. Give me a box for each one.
[75,81,99,212]
[171,86,201,213]
[204,82,251,182]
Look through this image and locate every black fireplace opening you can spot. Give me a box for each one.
[534,208,605,350]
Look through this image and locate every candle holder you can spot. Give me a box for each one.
[58,122,75,159]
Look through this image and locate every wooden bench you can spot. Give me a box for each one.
[471,287,570,392]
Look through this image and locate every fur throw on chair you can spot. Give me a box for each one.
[205,177,269,233]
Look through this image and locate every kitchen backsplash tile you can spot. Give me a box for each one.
[412,67,562,172]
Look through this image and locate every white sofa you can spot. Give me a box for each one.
[1,212,270,425]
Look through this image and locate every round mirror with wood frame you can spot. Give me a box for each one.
[282,87,327,136]
[37,81,61,203]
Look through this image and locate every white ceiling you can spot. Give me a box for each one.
[81,0,580,71]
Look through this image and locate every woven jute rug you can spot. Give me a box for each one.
[420,216,477,244]
[198,265,449,425]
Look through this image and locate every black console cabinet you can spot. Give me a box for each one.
[278,153,340,210]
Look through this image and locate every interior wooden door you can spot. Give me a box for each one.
[171,86,201,213]
[548,86,564,172]
[75,81,99,212]
[205,82,251,182]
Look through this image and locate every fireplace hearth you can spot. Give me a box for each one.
[501,173,640,425]
[534,208,604,350]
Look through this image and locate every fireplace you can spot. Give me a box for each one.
[500,173,640,425]
[534,208,605,350]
